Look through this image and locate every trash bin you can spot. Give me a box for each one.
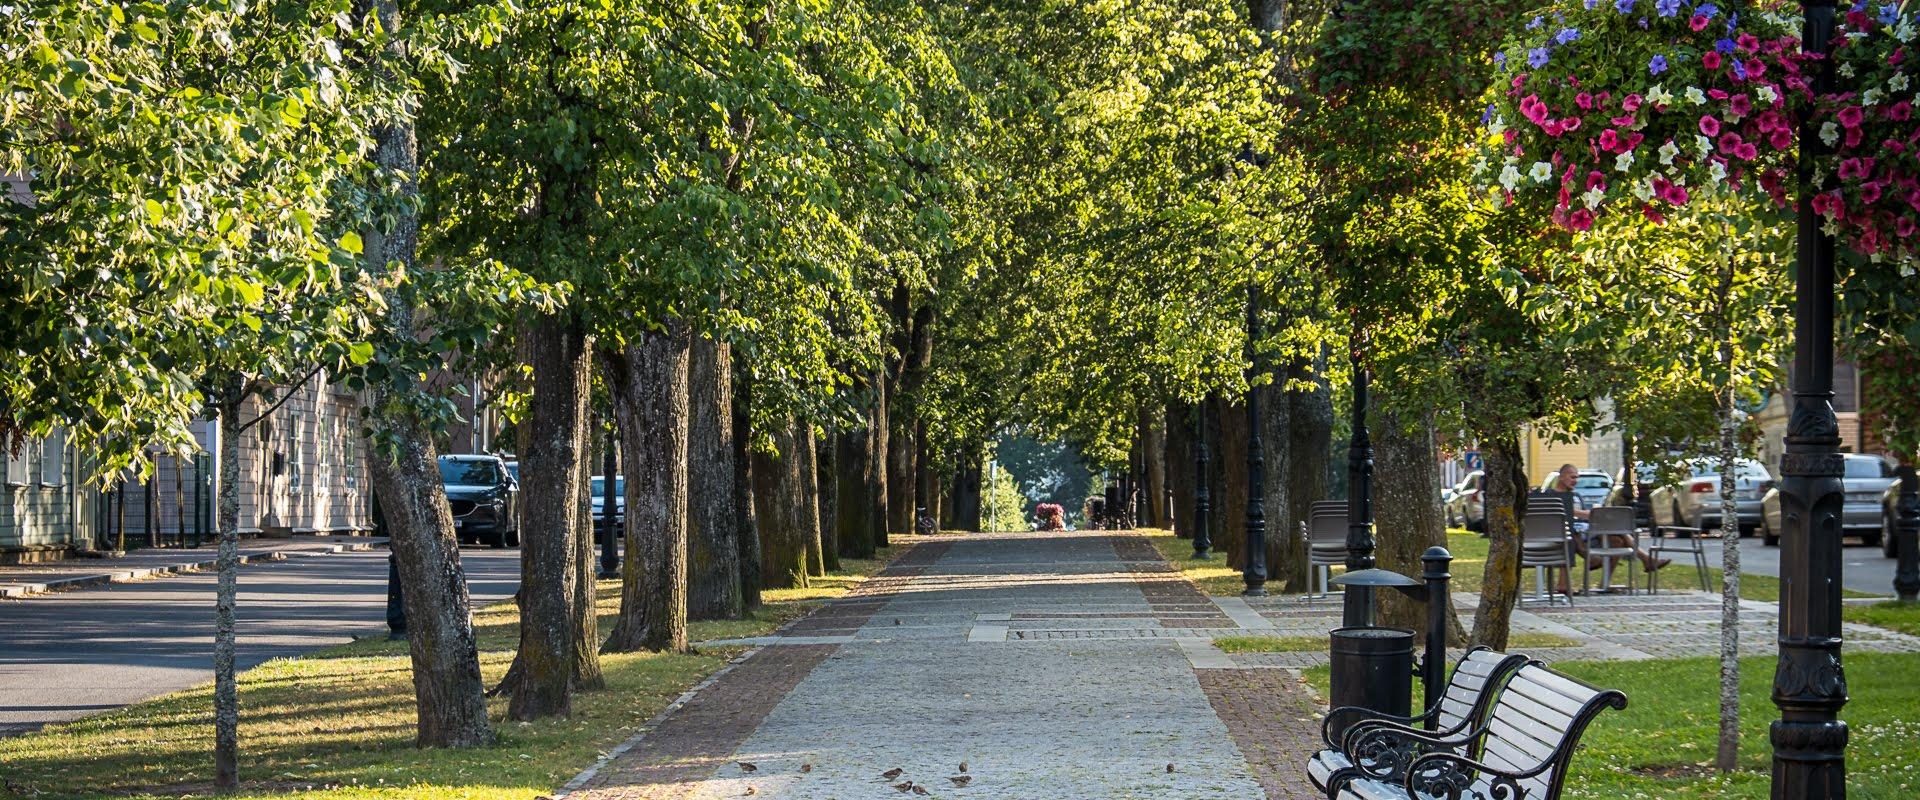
[1327,626,1415,743]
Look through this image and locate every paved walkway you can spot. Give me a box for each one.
[566,531,1324,800]
[0,546,519,735]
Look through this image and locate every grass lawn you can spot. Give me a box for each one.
[0,545,904,800]
[1214,634,1326,653]
[1304,651,1920,799]
[1141,528,1491,598]
[1844,600,1920,636]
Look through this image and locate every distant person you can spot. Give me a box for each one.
[1546,463,1666,595]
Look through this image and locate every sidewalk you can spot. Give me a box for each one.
[0,536,384,599]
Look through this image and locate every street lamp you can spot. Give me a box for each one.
[1243,282,1269,596]
[1772,0,1848,794]
[1343,348,1376,627]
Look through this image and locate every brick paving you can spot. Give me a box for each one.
[1197,669,1328,800]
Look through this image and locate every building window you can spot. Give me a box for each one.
[40,428,65,486]
[4,441,27,486]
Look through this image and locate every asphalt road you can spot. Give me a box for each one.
[0,547,519,736]
[1699,534,1903,596]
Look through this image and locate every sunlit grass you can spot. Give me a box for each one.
[0,545,904,800]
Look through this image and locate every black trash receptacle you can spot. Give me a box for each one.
[1327,626,1415,743]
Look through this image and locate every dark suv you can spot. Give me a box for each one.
[438,454,519,547]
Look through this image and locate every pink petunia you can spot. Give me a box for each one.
[1599,129,1620,151]
[1738,34,1760,52]
[1735,142,1758,160]
[1812,191,1844,219]
[1908,188,1920,213]
[1839,157,1875,180]
[1729,94,1752,117]
[1569,209,1595,231]
[1847,126,1865,148]
[1745,59,1767,78]
[1586,170,1608,191]
[1861,181,1883,204]
[1691,14,1711,31]
[1897,216,1916,239]
[1770,129,1793,150]
[1644,204,1667,224]
[1562,117,1583,132]
[1888,102,1913,121]
[1839,105,1865,129]
[1719,132,1744,153]
[1700,115,1722,136]
[1703,51,1723,70]
[1623,94,1643,112]
[1577,92,1594,110]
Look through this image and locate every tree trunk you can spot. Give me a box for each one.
[572,412,604,691]
[1256,382,1300,591]
[813,431,839,571]
[354,20,494,744]
[732,372,761,612]
[835,426,877,558]
[1715,367,1742,772]
[1209,396,1250,568]
[1139,408,1168,528]
[1373,403,1466,643]
[869,377,890,548]
[687,337,743,621]
[509,311,591,720]
[915,421,936,532]
[1166,403,1193,539]
[602,322,692,654]
[752,421,811,589]
[1469,436,1526,649]
[951,460,983,532]
[1284,355,1333,588]
[886,404,916,537]
[213,393,242,788]
[799,430,830,575]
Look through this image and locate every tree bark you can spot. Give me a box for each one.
[510,311,592,719]
[1166,402,1193,539]
[1469,436,1526,649]
[799,429,830,575]
[1715,361,1742,772]
[1373,403,1466,643]
[213,392,242,788]
[1256,381,1299,590]
[813,431,840,571]
[886,403,916,538]
[1139,408,1168,528]
[572,411,603,691]
[869,376,890,548]
[687,337,743,621]
[752,420,811,589]
[1284,355,1333,589]
[1209,396,1249,568]
[732,371,762,611]
[835,425,878,558]
[354,14,494,743]
[951,459,983,532]
[602,322,692,654]
[915,421,936,532]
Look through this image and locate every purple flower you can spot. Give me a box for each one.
[1732,59,1748,79]
[1554,27,1581,44]
[1615,0,1636,13]
[1716,37,1737,52]
[1528,15,1545,28]
[1482,104,1496,124]
[1584,0,1599,7]
[1650,54,1669,74]
[1528,46,1551,68]
[1879,3,1901,24]
[1697,2,1720,17]
[1656,0,1681,16]
[1851,1,1868,12]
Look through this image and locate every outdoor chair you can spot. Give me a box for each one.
[1519,511,1575,605]
[1583,506,1639,595]
[1309,648,1531,793]
[1325,664,1629,800]
[1649,495,1710,593]
[1305,511,1348,598]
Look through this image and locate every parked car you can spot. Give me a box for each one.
[1445,470,1485,531]
[1757,453,1897,548]
[438,454,519,547]
[591,474,625,536]
[1537,468,1613,510]
[1604,464,1659,528]
[1655,457,1770,533]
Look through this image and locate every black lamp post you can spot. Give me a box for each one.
[1243,283,1269,596]
[1193,398,1213,559]
[1343,350,1376,628]
[1772,0,1847,793]
[1894,466,1919,603]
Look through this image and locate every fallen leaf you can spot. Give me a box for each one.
[1166,763,1176,773]
[743,788,756,796]
[801,763,813,773]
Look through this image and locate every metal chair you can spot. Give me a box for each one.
[1520,511,1575,605]
[1305,512,1348,598]
[1648,494,1709,593]
[1583,506,1638,595]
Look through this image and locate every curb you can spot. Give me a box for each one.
[0,540,381,599]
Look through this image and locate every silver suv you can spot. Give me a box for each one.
[1649,457,1770,533]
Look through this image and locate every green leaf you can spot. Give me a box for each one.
[339,231,364,255]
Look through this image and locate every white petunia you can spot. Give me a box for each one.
[1756,85,1779,105]
[1632,177,1656,202]
[1647,85,1674,105]
[1659,141,1680,165]
[1696,135,1714,158]
[1499,164,1523,190]
[1686,86,1708,105]
[1839,62,1857,78]
[1710,160,1728,184]
[1864,87,1884,106]
[1530,161,1554,182]
[1582,187,1606,209]
[1615,151,1636,172]
[1891,72,1910,92]
[1472,156,1491,177]
[1895,21,1915,42]
[1821,121,1842,146]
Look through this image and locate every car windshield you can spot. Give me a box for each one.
[439,459,500,485]
[1843,456,1889,479]
[591,477,625,497]
[1575,475,1611,489]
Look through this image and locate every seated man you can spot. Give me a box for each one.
[1547,463,1665,595]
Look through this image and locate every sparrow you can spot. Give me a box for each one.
[800,763,813,773]
[738,762,758,773]
[958,762,968,773]
[912,786,930,796]
[1166,763,1176,773]
[949,775,972,787]
[882,768,905,780]
[893,781,916,793]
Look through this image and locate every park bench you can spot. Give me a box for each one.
[1308,647,1529,794]
[1323,663,1627,800]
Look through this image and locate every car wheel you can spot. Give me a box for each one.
[1761,517,1778,547]
[507,527,521,548]
[1861,527,1883,550]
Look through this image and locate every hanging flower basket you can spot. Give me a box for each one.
[1478,0,1803,229]
[1035,503,1066,531]
[1809,3,1920,259]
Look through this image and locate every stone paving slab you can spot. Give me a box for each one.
[0,536,384,598]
